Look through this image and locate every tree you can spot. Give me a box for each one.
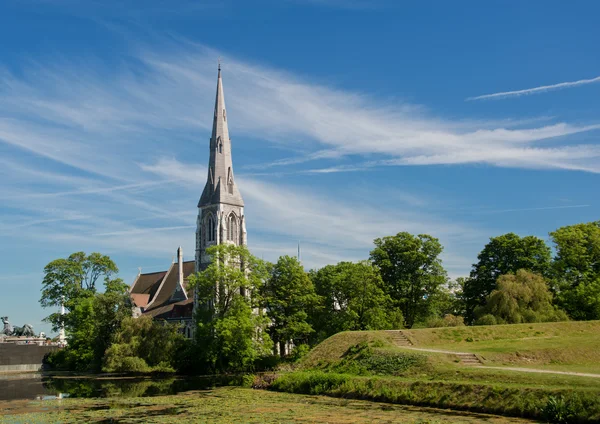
[50,278,131,371]
[474,270,568,325]
[549,221,600,320]
[188,244,273,372]
[310,261,402,342]
[262,256,320,357]
[103,315,185,373]
[40,252,119,330]
[551,221,600,286]
[465,233,552,323]
[370,232,448,328]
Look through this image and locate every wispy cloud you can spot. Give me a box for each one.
[0,38,597,276]
[467,75,600,101]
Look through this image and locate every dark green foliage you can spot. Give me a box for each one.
[551,221,600,320]
[189,244,273,373]
[103,315,185,373]
[473,270,568,325]
[542,395,585,424]
[370,232,448,328]
[262,255,320,356]
[41,252,119,331]
[465,233,552,324]
[45,275,131,372]
[328,342,426,376]
[310,261,402,343]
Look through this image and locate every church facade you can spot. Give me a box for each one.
[129,65,246,334]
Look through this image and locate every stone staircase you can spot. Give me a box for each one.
[456,352,483,366]
[385,330,413,346]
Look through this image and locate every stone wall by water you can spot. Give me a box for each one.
[0,343,59,373]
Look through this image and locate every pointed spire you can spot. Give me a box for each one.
[199,64,244,208]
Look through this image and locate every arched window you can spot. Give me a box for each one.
[217,136,222,153]
[227,167,233,194]
[223,109,226,121]
[227,214,237,242]
[206,215,216,242]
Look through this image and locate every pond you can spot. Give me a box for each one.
[0,373,238,401]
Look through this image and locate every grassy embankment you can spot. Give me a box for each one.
[269,321,600,422]
[0,386,534,423]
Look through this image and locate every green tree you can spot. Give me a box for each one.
[188,244,272,372]
[40,252,119,330]
[370,232,448,328]
[310,261,402,342]
[474,270,568,325]
[551,221,600,285]
[103,315,185,373]
[465,233,552,323]
[262,256,320,357]
[51,278,131,371]
[550,221,600,320]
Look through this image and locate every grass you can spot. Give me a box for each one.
[0,387,534,423]
[402,320,600,372]
[284,321,600,422]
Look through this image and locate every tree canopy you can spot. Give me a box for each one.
[370,232,447,328]
[262,255,320,356]
[188,244,273,372]
[310,261,402,341]
[464,233,552,323]
[474,270,568,325]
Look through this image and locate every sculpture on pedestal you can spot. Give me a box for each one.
[0,316,35,337]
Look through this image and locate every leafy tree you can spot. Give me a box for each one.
[262,256,320,357]
[370,232,448,328]
[40,252,119,330]
[310,261,402,342]
[549,221,600,320]
[474,270,568,325]
[551,221,600,285]
[188,244,272,372]
[465,233,552,323]
[103,315,185,373]
[50,278,131,371]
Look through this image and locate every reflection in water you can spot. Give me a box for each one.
[1,374,243,401]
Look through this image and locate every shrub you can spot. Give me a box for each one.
[424,314,465,328]
[329,342,426,376]
[541,395,584,424]
[474,314,497,326]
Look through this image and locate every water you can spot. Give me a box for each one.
[0,373,239,401]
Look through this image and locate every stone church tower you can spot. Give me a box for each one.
[195,65,247,274]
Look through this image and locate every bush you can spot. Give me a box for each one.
[328,342,426,376]
[542,395,584,424]
[474,314,497,326]
[290,344,310,362]
[424,314,465,328]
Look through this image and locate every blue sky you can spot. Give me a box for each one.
[1,0,599,335]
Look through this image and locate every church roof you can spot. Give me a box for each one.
[198,66,244,208]
[129,258,195,320]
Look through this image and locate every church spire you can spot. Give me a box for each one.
[198,64,244,207]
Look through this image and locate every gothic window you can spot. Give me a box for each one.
[227,214,237,242]
[206,215,216,242]
[227,167,233,194]
[223,109,226,121]
[217,137,222,153]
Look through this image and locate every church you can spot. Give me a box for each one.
[129,64,246,336]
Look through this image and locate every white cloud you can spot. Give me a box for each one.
[467,75,600,101]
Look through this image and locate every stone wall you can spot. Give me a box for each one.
[0,343,59,373]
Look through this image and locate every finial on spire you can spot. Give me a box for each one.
[218,56,221,72]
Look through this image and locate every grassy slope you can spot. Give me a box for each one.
[402,320,600,372]
[283,321,600,421]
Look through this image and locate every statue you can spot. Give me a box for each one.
[1,316,35,337]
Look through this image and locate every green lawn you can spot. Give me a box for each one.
[0,387,534,423]
[402,320,600,373]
